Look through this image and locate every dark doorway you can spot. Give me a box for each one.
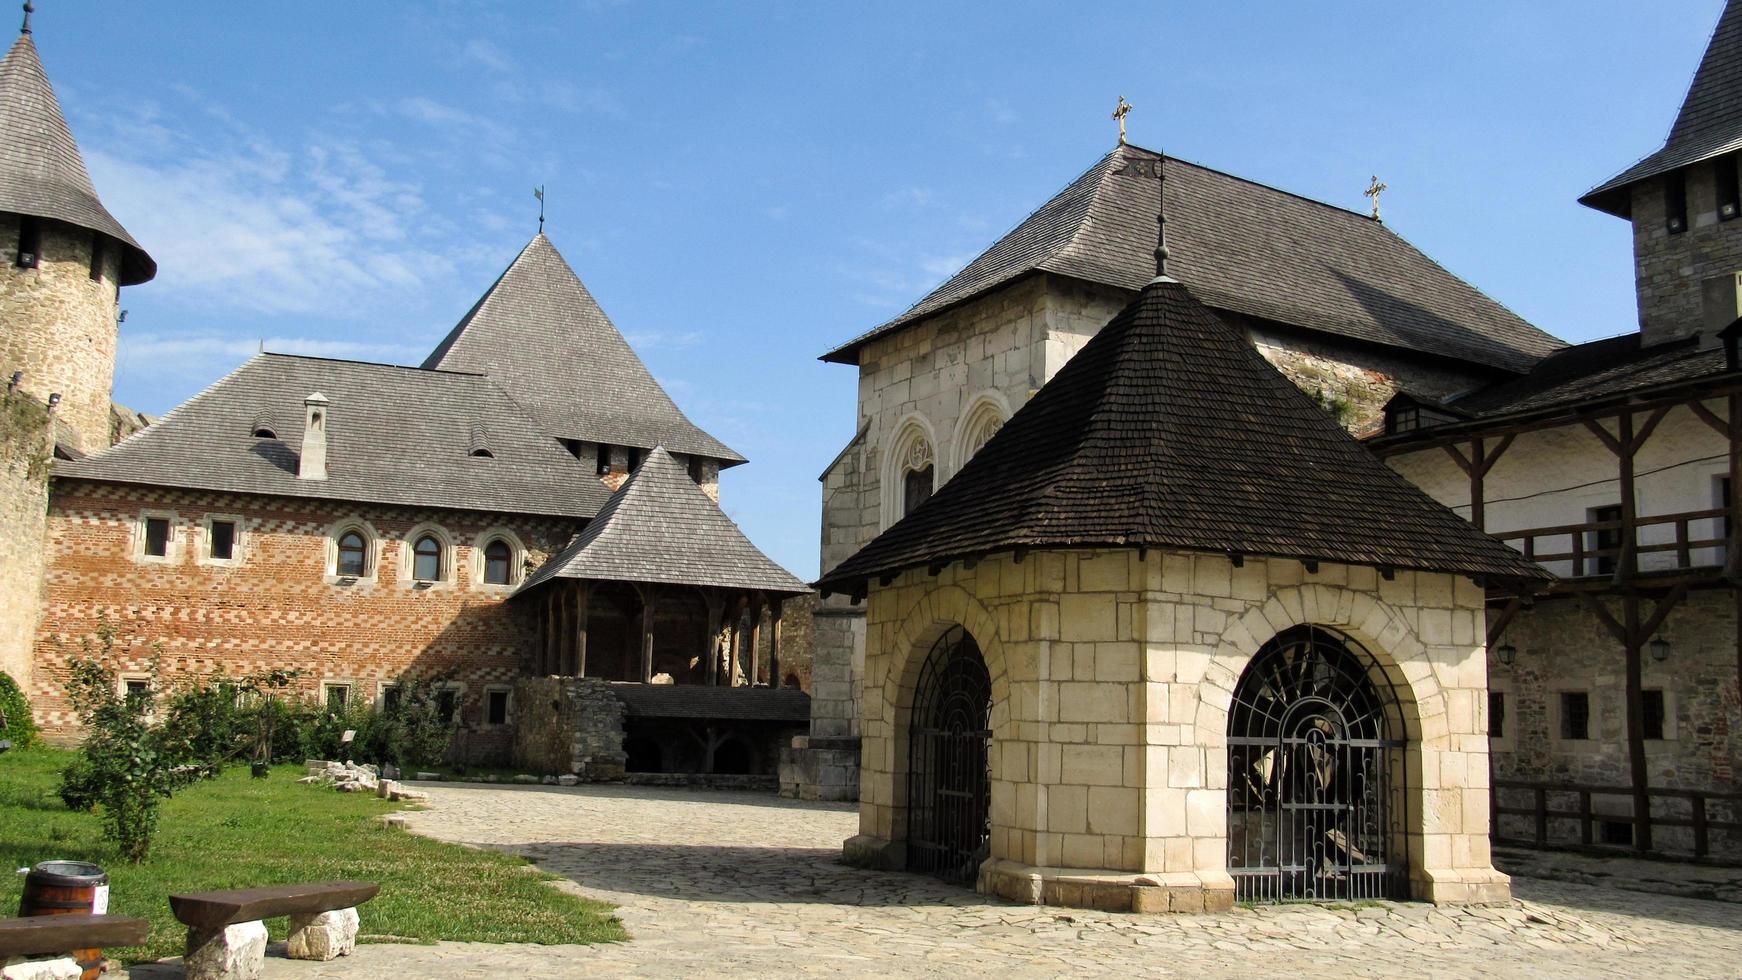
[905,625,992,885]
[1227,625,1407,902]
[623,735,663,773]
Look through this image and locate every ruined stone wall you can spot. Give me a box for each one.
[1630,162,1742,346]
[34,479,576,760]
[0,214,122,455]
[0,385,51,688]
[511,675,627,779]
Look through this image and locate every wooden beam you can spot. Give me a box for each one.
[1622,591,1651,852]
[640,586,657,684]
[703,590,724,687]
[1639,584,1689,641]
[1486,596,1523,649]
[1582,417,1622,457]
[1576,593,1626,644]
[749,594,764,687]
[1442,442,1473,476]
[769,601,783,688]
[1630,405,1672,453]
[575,581,590,678]
[1691,399,1731,438]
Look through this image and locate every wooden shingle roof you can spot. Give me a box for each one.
[423,234,743,465]
[823,144,1560,373]
[1582,1,1742,217]
[0,32,153,283]
[817,279,1549,593]
[54,353,610,518]
[517,446,808,597]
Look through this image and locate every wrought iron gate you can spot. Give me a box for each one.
[906,626,992,884]
[1227,625,1408,902]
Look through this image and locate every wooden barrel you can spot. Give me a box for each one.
[18,861,109,980]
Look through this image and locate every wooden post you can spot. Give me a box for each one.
[575,581,589,678]
[1443,435,1513,532]
[703,591,724,686]
[749,595,764,687]
[1622,591,1650,851]
[732,595,750,686]
[640,588,657,684]
[769,600,783,688]
[544,588,557,676]
[1732,392,1742,697]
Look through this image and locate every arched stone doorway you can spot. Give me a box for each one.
[1226,624,1408,902]
[905,625,991,884]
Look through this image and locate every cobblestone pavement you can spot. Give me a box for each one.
[1495,845,1742,905]
[126,782,1742,978]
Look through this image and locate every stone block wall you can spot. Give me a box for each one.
[0,214,123,455]
[851,548,1505,908]
[1629,162,1742,346]
[33,479,575,759]
[0,386,51,688]
[511,675,627,779]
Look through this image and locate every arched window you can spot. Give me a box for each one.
[337,530,369,576]
[412,534,443,582]
[882,416,939,530]
[901,439,934,517]
[952,392,1009,474]
[482,539,513,585]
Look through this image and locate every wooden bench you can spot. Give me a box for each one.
[168,881,378,979]
[0,913,149,976]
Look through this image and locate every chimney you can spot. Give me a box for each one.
[1699,272,1742,350]
[298,392,329,480]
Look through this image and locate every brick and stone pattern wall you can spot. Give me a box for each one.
[1629,163,1742,346]
[849,549,1506,908]
[0,214,124,455]
[512,675,627,779]
[32,479,577,760]
[0,387,51,688]
[1489,590,1740,857]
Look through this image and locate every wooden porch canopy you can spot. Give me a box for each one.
[512,447,809,685]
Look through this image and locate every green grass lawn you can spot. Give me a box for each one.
[0,746,625,963]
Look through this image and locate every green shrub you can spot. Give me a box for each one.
[0,670,37,749]
[58,754,100,811]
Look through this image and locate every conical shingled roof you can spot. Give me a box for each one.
[0,33,153,284]
[1583,1,1742,217]
[823,144,1560,374]
[817,279,1549,593]
[517,446,808,597]
[423,234,743,464]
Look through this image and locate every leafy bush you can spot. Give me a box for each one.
[0,669,36,749]
[156,674,249,771]
[58,754,100,811]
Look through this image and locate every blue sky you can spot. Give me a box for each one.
[30,1,1724,578]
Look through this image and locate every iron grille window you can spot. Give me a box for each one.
[209,520,236,560]
[1489,690,1506,739]
[486,689,510,726]
[1559,691,1590,740]
[1642,689,1666,740]
[143,517,170,557]
[15,217,39,268]
[483,539,513,585]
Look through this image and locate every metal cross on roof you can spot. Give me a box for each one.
[534,185,545,231]
[1364,174,1388,221]
[1111,96,1133,145]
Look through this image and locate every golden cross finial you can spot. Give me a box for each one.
[1112,96,1133,145]
[1364,174,1388,221]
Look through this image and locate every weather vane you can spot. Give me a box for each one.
[1114,152,1170,280]
[1112,95,1133,145]
[1364,175,1388,221]
[534,185,546,232]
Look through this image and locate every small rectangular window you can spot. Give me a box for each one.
[436,688,459,722]
[1642,689,1666,740]
[688,456,706,484]
[486,689,509,726]
[144,517,170,557]
[1560,691,1590,740]
[381,685,402,711]
[1388,406,1419,435]
[15,217,40,268]
[1721,155,1741,221]
[1600,820,1633,846]
[1489,690,1506,740]
[326,684,349,711]
[596,444,613,476]
[209,520,236,560]
[88,235,105,281]
[1666,173,1689,233]
[124,678,149,699]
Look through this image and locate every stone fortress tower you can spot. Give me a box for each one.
[0,4,155,454]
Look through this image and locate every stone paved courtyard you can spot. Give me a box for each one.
[126,782,1742,978]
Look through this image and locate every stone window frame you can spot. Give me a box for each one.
[880,413,938,532]
[131,509,181,565]
[1549,687,1600,752]
[1486,677,1514,754]
[481,685,514,728]
[117,674,156,720]
[195,513,247,568]
[1637,676,1680,744]
[399,522,457,590]
[323,518,382,586]
[469,528,527,592]
[321,679,355,712]
[376,679,467,722]
[950,390,1010,479]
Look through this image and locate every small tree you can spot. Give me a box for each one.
[240,668,302,777]
[0,669,37,751]
[60,622,176,863]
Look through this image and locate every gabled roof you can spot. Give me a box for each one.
[1582,1,1742,217]
[611,683,810,722]
[423,234,743,465]
[54,353,610,518]
[822,145,1561,373]
[517,446,808,596]
[817,279,1549,593]
[0,32,153,284]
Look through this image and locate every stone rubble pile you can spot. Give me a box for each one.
[298,761,428,802]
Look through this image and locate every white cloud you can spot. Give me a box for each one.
[461,38,516,74]
[624,330,705,351]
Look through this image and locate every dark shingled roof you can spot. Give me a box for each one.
[1413,334,1728,421]
[822,144,1561,373]
[1582,2,1742,217]
[611,683,810,722]
[818,279,1549,592]
[517,446,808,596]
[0,33,153,284]
[423,234,743,465]
[54,353,610,518]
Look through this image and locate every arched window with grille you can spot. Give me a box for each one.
[336,529,369,577]
[483,539,514,585]
[412,534,444,582]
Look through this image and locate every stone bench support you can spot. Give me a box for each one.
[1,956,83,980]
[286,907,360,961]
[184,921,267,980]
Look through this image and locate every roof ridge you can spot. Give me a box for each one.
[1121,143,1374,223]
[259,351,490,376]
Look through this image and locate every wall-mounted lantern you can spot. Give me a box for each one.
[1495,642,1517,666]
[1649,636,1671,663]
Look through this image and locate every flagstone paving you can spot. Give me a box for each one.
[125,782,1742,978]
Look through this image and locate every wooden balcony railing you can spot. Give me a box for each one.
[1492,778,1742,860]
[1493,506,1731,578]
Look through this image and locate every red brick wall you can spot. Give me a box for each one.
[32,479,580,762]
